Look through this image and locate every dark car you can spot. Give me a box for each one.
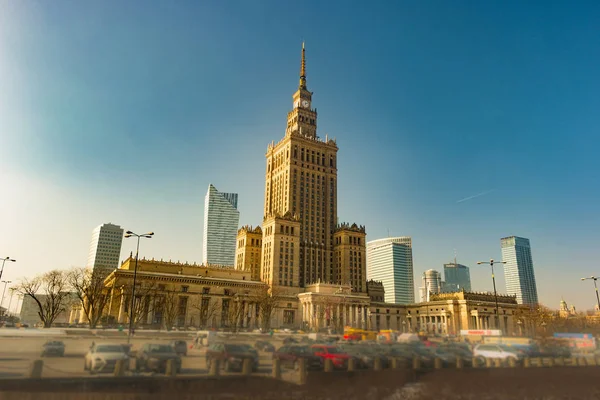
[283,337,299,345]
[206,343,259,372]
[254,340,275,352]
[273,345,323,370]
[170,340,188,356]
[41,341,65,357]
[120,343,133,356]
[135,343,182,373]
[540,345,571,358]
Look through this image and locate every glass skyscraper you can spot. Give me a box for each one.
[443,262,472,292]
[366,237,415,304]
[501,236,539,305]
[202,184,239,266]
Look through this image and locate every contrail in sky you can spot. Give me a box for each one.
[456,189,496,203]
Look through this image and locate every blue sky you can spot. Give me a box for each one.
[1,0,599,311]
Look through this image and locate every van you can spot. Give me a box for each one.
[195,330,218,347]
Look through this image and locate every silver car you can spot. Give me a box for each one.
[84,343,130,374]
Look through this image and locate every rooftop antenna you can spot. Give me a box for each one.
[387,228,390,237]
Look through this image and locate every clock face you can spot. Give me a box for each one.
[302,100,309,108]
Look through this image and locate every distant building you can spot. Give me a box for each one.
[419,269,442,302]
[366,280,386,302]
[501,236,539,305]
[202,184,240,266]
[366,237,415,304]
[86,223,124,273]
[20,293,79,326]
[443,262,472,292]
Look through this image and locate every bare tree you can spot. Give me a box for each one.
[118,282,157,328]
[15,270,72,328]
[67,267,110,329]
[224,293,246,333]
[155,290,180,331]
[191,295,220,329]
[251,286,283,332]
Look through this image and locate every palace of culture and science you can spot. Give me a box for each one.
[100,45,531,336]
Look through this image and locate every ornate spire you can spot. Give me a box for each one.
[299,41,307,90]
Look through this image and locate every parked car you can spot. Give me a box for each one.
[206,343,259,372]
[135,343,182,373]
[254,340,275,352]
[84,343,130,374]
[120,343,133,356]
[473,344,524,362]
[273,345,323,370]
[41,341,65,357]
[170,340,188,356]
[283,337,299,345]
[310,344,351,369]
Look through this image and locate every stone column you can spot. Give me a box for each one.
[358,306,362,329]
[147,296,154,324]
[117,289,126,324]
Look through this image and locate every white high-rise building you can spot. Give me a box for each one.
[501,236,539,305]
[203,184,239,266]
[86,223,124,273]
[419,269,442,302]
[366,237,415,304]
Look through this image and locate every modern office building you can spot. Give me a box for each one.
[501,236,539,305]
[203,184,240,266]
[86,223,124,273]
[419,269,442,302]
[443,262,472,292]
[366,237,415,304]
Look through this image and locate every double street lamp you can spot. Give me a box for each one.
[0,257,16,281]
[477,259,506,331]
[124,230,154,343]
[580,276,600,311]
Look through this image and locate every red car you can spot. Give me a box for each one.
[310,345,351,369]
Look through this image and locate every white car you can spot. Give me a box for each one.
[473,344,523,361]
[84,343,130,374]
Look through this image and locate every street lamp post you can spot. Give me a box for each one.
[541,321,547,336]
[124,230,154,343]
[580,276,600,311]
[7,288,15,317]
[477,259,506,332]
[1,280,12,318]
[0,257,16,282]
[422,275,435,334]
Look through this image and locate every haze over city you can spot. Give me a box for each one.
[1,0,599,311]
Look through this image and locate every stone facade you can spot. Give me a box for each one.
[235,225,263,281]
[263,44,348,289]
[333,223,367,293]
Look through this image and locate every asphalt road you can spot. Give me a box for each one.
[0,335,292,380]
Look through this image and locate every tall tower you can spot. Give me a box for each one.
[263,43,339,288]
[87,223,124,274]
[501,236,539,305]
[203,184,240,266]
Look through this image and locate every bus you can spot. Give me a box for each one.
[343,327,378,341]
